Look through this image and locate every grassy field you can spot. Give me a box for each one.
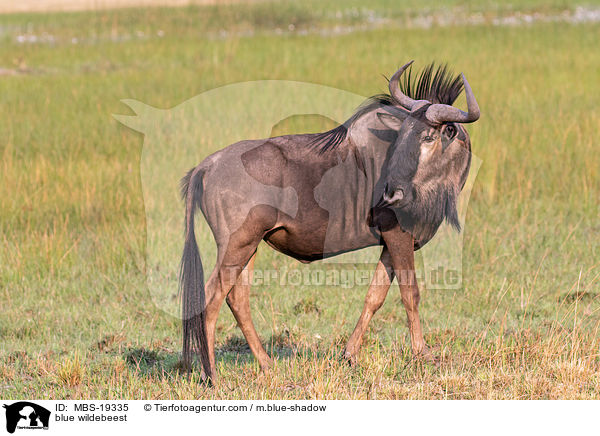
[1,0,600,399]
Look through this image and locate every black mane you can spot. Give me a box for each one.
[398,62,463,105]
[310,62,463,153]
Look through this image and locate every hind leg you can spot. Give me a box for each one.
[197,201,281,381]
[202,213,273,380]
[226,252,274,371]
[203,248,259,380]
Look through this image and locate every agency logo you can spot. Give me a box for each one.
[2,402,50,434]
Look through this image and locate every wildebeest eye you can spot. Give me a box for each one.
[423,135,435,142]
[444,124,456,138]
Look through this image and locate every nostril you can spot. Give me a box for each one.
[382,185,405,205]
[383,184,392,201]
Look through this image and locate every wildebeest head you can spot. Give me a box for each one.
[377,61,480,242]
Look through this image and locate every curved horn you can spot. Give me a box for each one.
[425,73,480,124]
[388,60,421,110]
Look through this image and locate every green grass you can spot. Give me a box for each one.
[1,0,600,399]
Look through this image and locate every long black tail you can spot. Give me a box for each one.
[179,166,211,376]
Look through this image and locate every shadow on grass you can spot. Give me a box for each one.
[119,332,301,377]
[120,331,349,377]
[123,347,183,376]
[216,332,300,366]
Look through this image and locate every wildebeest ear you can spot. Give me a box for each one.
[377,112,404,130]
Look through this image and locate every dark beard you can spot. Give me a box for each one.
[394,184,460,247]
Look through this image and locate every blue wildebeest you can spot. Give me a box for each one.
[180,61,480,381]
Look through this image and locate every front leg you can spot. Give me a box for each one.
[343,247,394,365]
[381,226,430,360]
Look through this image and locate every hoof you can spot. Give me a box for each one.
[199,369,217,386]
[176,358,193,374]
[342,351,358,367]
[414,346,439,366]
[259,358,275,373]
